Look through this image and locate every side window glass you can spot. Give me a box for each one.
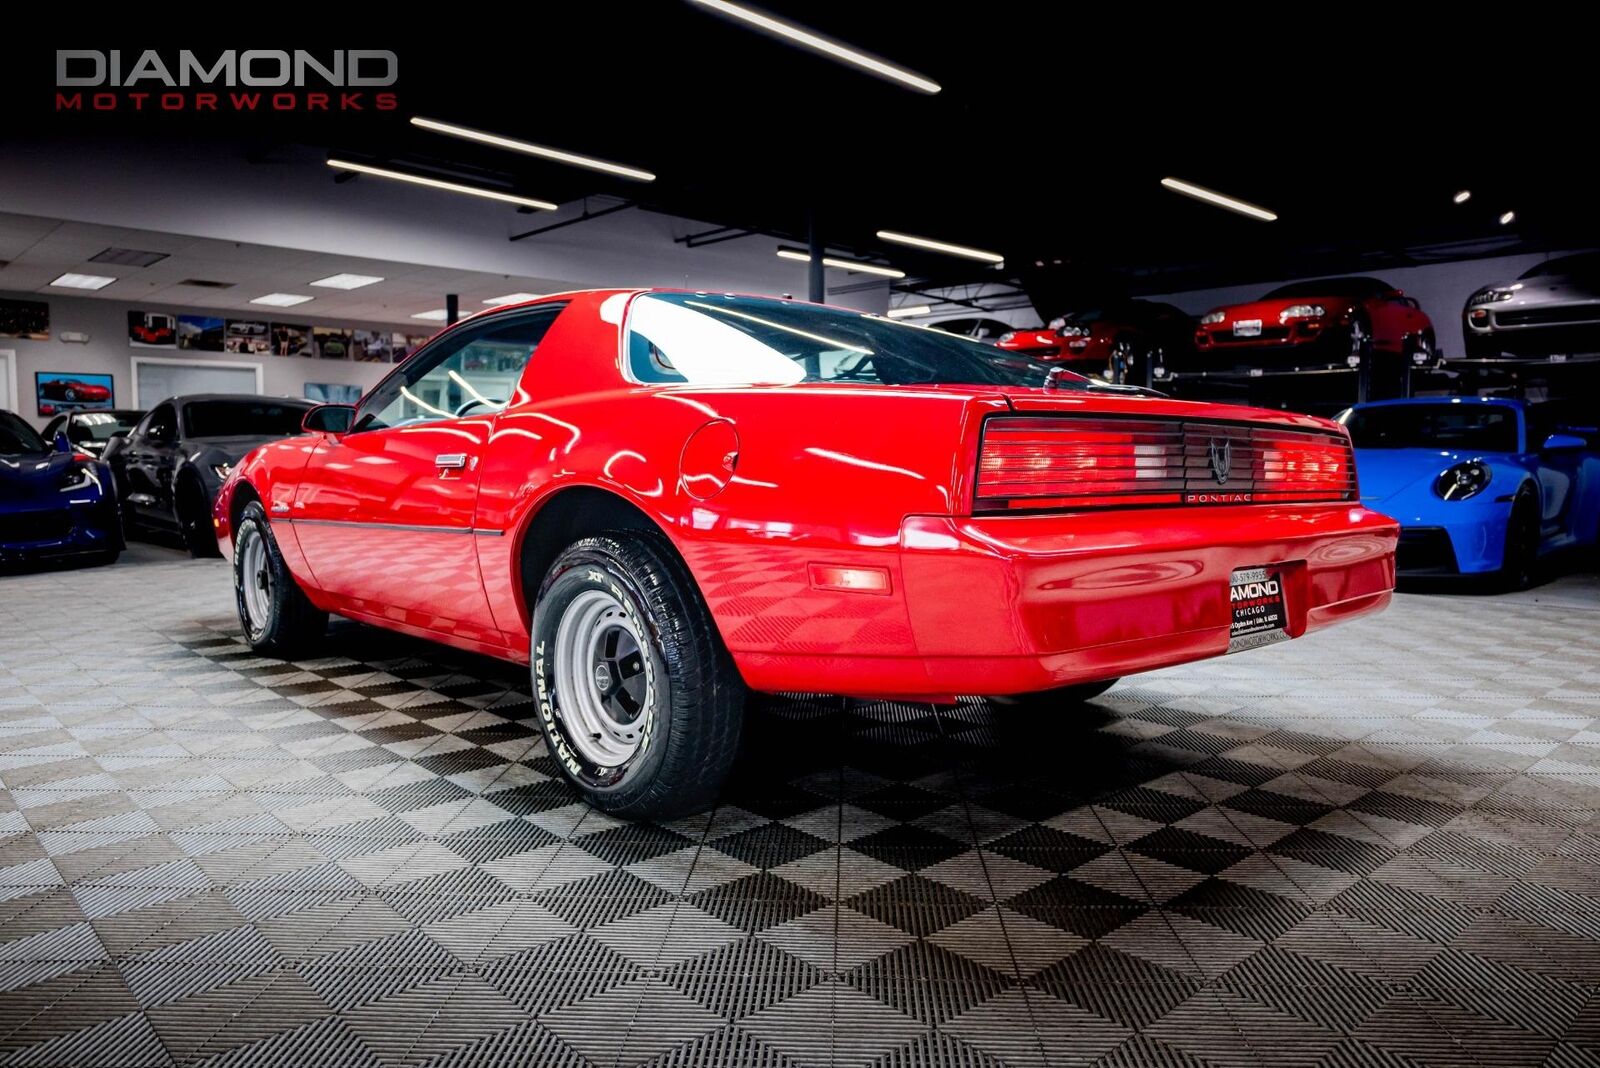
[145,404,176,442]
[354,306,565,432]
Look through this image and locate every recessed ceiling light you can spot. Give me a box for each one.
[687,0,941,94]
[1160,177,1277,222]
[875,230,1004,264]
[775,248,905,279]
[49,272,117,290]
[886,305,932,318]
[1453,189,1472,204]
[482,293,545,306]
[89,247,169,268]
[326,159,558,211]
[250,293,314,307]
[1499,210,1516,225]
[411,309,451,321]
[411,118,656,182]
[310,273,385,290]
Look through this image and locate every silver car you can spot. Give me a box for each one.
[1464,251,1600,358]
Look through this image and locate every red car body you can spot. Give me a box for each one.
[215,290,1396,701]
[39,379,112,403]
[1192,277,1433,368]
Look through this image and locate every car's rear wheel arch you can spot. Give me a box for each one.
[229,481,262,536]
[514,485,683,630]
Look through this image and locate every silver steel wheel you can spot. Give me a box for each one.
[238,525,272,637]
[1348,320,1370,355]
[1109,338,1135,383]
[552,588,654,767]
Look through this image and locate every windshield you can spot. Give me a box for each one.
[1340,404,1519,452]
[1519,252,1600,280]
[1264,278,1387,300]
[0,412,48,455]
[626,293,1086,389]
[68,410,143,443]
[183,400,309,438]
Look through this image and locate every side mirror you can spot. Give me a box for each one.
[302,404,355,435]
[53,431,71,453]
[1541,433,1586,451]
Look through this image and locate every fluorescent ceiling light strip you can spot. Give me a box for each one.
[327,159,558,211]
[776,248,905,279]
[483,293,544,305]
[411,117,655,182]
[685,299,873,355]
[411,309,450,321]
[250,293,314,307]
[688,0,940,94]
[1159,177,1277,221]
[875,230,1004,264]
[886,305,932,318]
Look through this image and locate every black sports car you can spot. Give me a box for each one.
[101,394,312,556]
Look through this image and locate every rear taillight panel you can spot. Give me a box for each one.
[975,415,1356,512]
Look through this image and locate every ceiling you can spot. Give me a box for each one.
[0,213,588,326]
[3,8,1593,321]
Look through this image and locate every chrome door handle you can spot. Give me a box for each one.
[434,453,468,470]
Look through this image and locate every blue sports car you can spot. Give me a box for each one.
[1,409,123,568]
[1338,397,1600,587]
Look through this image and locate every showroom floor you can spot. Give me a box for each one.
[1,546,1597,1068]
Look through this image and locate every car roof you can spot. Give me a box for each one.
[1351,395,1524,411]
[163,394,314,407]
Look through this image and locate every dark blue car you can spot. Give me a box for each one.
[1338,397,1600,587]
[1,409,123,568]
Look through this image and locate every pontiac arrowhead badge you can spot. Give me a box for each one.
[1208,437,1232,485]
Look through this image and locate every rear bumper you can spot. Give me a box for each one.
[729,504,1397,698]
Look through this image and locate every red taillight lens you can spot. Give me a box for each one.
[975,417,1355,512]
[977,418,1187,509]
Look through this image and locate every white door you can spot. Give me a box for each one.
[0,350,15,414]
[132,358,262,408]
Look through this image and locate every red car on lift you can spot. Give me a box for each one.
[999,300,1197,383]
[215,290,1397,817]
[1190,277,1435,385]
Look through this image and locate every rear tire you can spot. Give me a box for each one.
[989,677,1120,711]
[233,500,327,657]
[531,531,744,819]
[1496,489,1540,592]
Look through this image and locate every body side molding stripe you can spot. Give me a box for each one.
[276,517,505,536]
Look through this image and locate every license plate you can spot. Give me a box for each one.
[1233,319,1262,337]
[1228,566,1288,652]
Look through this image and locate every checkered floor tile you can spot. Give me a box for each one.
[1,544,1598,1067]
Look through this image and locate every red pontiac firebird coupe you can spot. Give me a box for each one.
[214,290,1398,816]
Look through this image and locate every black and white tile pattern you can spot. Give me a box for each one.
[2,545,1598,1067]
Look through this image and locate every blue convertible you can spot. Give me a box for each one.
[1,409,123,568]
[1338,397,1600,587]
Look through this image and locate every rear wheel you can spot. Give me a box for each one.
[233,500,327,657]
[532,532,744,818]
[989,677,1120,711]
[1496,489,1540,592]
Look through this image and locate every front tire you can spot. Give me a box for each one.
[989,677,1120,711]
[178,478,222,558]
[1496,489,1540,592]
[233,500,327,657]
[531,532,744,819]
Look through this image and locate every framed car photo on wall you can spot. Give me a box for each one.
[35,371,115,417]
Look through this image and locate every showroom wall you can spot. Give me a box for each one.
[1,289,393,428]
[1150,249,1578,358]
